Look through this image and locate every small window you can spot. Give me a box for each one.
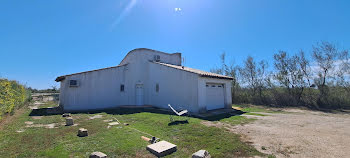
[211,85,215,87]
[69,80,78,87]
[206,85,209,87]
[120,84,125,92]
[156,83,159,92]
[218,85,222,87]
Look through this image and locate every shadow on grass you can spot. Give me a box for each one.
[29,106,245,121]
[29,107,63,116]
[199,110,245,121]
[168,120,189,126]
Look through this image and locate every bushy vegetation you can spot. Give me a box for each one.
[0,79,31,120]
[212,42,350,110]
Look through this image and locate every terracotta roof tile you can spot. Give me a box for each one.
[152,62,233,80]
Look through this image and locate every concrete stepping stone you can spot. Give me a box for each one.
[78,128,88,137]
[89,151,107,158]
[25,123,57,129]
[103,119,113,122]
[146,140,177,157]
[62,113,71,117]
[66,117,74,126]
[25,121,34,125]
[45,123,57,129]
[31,116,43,120]
[108,122,120,126]
[16,129,25,133]
[192,150,211,158]
[28,105,39,109]
[89,114,103,120]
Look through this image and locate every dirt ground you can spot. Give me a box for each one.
[203,109,350,158]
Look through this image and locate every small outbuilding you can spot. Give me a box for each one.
[55,48,233,113]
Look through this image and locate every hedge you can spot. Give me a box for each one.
[0,79,31,120]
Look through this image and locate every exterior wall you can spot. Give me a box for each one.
[58,48,231,113]
[148,62,199,113]
[120,48,181,66]
[59,48,183,111]
[59,65,130,111]
[198,77,232,113]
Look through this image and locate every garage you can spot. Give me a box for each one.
[206,83,225,110]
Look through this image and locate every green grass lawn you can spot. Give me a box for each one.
[0,102,264,158]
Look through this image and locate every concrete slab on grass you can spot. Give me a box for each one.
[89,151,107,158]
[146,140,177,157]
[108,122,120,126]
[192,150,211,158]
[66,117,74,126]
[78,128,88,137]
[89,114,103,120]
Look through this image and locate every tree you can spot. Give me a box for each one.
[239,56,257,95]
[210,52,240,102]
[273,50,309,106]
[312,42,341,107]
[239,56,269,104]
[296,50,316,107]
[337,50,350,92]
[312,42,338,87]
[273,51,290,89]
[296,50,312,87]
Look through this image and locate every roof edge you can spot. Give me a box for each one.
[119,48,180,65]
[199,74,234,80]
[55,64,128,82]
[151,61,233,80]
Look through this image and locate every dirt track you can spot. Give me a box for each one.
[234,109,350,158]
[203,109,350,158]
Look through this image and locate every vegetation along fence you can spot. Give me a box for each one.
[211,41,350,110]
[0,79,31,120]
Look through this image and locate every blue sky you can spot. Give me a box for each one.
[1,0,349,89]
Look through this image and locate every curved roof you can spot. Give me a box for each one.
[119,48,180,65]
[55,48,232,82]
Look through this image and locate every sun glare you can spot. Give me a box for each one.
[174,7,182,12]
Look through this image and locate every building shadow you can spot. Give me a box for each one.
[168,120,189,126]
[29,106,245,121]
[29,107,63,116]
[191,109,245,121]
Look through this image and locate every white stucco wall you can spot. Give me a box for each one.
[148,62,199,113]
[59,48,183,111]
[59,65,130,111]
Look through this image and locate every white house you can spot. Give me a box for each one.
[55,48,233,113]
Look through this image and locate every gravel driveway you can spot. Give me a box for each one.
[229,109,350,158]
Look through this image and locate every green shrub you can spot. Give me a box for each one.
[0,79,31,120]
